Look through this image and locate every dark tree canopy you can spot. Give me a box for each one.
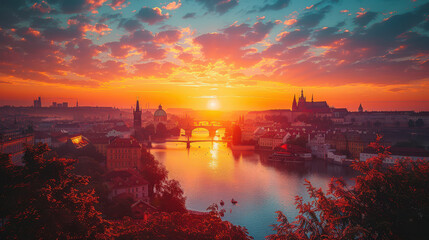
[114,212,252,240]
[145,124,156,137]
[155,123,168,138]
[139,149,168,198]
[153,179,187,213]
[0,144,109,239]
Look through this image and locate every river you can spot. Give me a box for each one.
[150,133,357,239]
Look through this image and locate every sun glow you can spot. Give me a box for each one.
[207,98,220,110]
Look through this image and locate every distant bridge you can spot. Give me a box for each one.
[151,136,231,149]
[180,120,233,138]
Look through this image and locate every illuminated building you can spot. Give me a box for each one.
[293,89,330,113]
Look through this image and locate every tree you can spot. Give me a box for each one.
[114,212,252,240]
[0,144,110,239]
[286,136,307,148]
[169,127,181,136]
[145,124,155,137]
[153,179,187,213]
[104,195,134,219]
[138,149,187,212]
[139,150,168,197]
[155,123,168,138]
[267,137,429,240]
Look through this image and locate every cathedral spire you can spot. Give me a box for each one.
[133,99,142,129]
[311,94,313,102]
[301,89,304,98]
[358,103,363,112]
[136,98,140,111]
[292,94,297,111]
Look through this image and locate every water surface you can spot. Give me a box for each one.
[151,136,356,239]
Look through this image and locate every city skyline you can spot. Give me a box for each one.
[1,0,429,111]
[2,90,428,112]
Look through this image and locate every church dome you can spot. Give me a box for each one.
[154,104,167,118]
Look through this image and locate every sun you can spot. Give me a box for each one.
[207,98,220,110]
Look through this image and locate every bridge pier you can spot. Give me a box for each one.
[186,141,191,149]
[185,129,192,137]
[208,129,216,138]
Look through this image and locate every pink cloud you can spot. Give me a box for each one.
[194,21,275,66]
[133,62,177,77]
[82,23,112,35]
[178,52,193,63]
[284,19,297,26]
[109,0,127,10]
[162,1,182,10]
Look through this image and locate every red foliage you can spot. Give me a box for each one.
[0,144,110,239]
[268,137,429,240]
[113,211,252,240]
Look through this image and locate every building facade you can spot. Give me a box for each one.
[105,169,149,202]
[0,129,34,165]
[106,137,142,171]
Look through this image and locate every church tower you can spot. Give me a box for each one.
[292,95,297,111]
[358,103,363,113]
[298,89,307,110]
[133,99,142,129]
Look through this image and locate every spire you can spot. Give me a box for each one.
[301,89,304,98]
[159,104,162,109]
[292,94,297,111]
[358,103,363,112]
[311,94,313,102]
[136,98,140,111]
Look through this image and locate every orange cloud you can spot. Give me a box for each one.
[162,1,182,10]
[284,19,297,26]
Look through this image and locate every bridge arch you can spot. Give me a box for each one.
[191,127,210,137]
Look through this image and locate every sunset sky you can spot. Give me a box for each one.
[0,0,428,111]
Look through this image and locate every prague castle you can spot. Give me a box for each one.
[292,89,330,113]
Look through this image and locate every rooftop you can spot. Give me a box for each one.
[108,137,141,148]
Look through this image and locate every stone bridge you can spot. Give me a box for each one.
[181,121,232,138]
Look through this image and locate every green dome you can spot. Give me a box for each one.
[154,104,167,117]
